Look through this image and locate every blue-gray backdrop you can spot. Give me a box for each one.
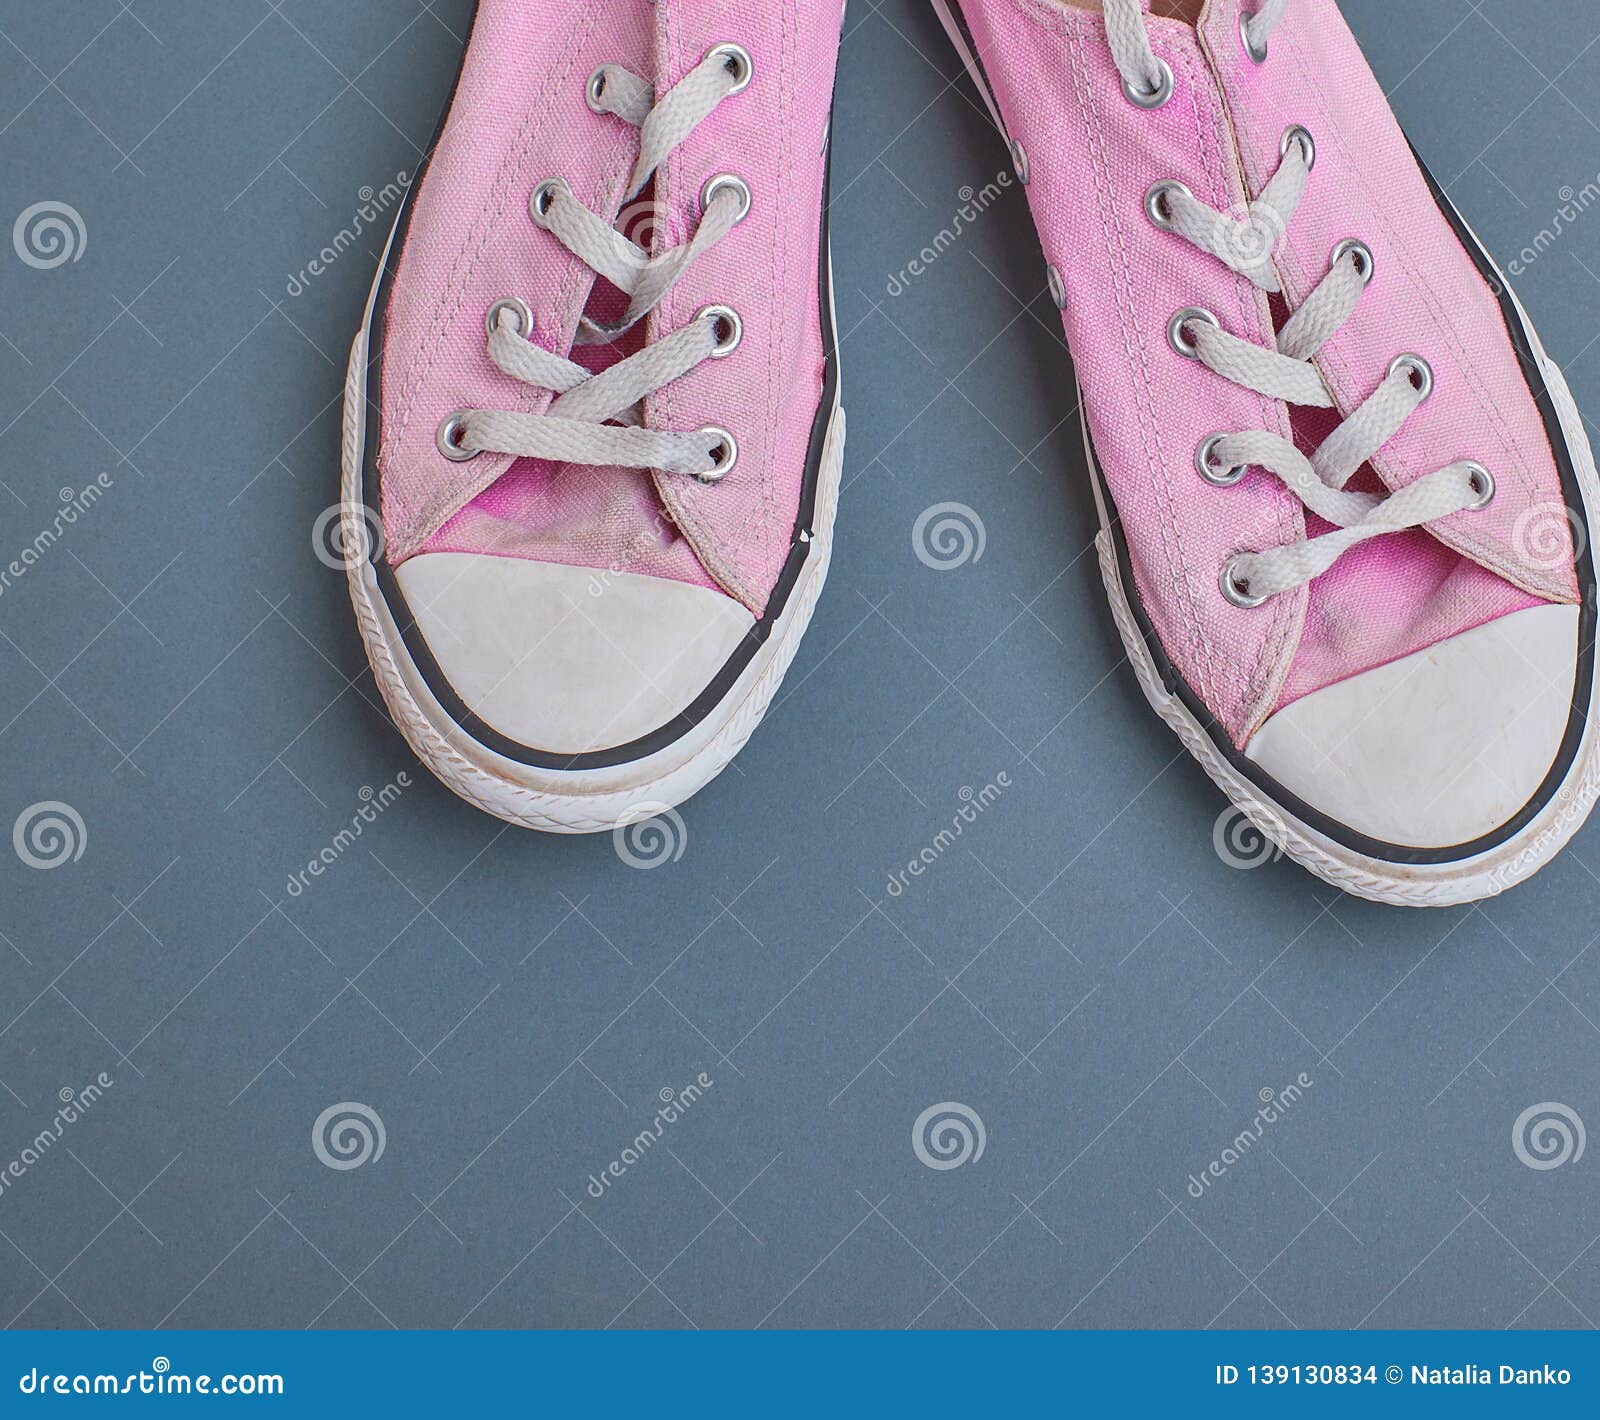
[1,0,1597,1330]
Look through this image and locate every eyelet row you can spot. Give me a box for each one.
[438,413,740,479]
[1216,463,1504,608]
[1125,90,1495,608]
[438,43,755,479]
[588,41,752,112]
[1119,6,1270,112]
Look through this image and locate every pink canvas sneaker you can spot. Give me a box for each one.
[937,0,1600,905]
[341,1,845,832]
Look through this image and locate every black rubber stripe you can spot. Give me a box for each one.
[360,12,839,772]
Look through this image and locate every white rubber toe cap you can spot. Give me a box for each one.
[1245,604,1580,851]
[394,553,755,757]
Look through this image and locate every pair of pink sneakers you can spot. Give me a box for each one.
[341,0,1600,907]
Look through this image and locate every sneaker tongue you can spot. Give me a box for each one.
[1148,0,1205,24]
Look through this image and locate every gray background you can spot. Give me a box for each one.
[1,0,1598,1331]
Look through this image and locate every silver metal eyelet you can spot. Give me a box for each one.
[707,43,754,94]
[1464,461,1496,510]
[1010,140,1031,186]
[1196,434,1247,487]
[1220,555,1270,608]
[1168,306,1220,360]
[1389,353,1435,402]
[700,173,753,224]
[1123,57,1175,110]
[586,68,610,111]
[1331,238,1375,286]
[437,413,479,463]
[1239,9,1269,64]
[1281,125,1316,171]
[484,297,534,341]
[695,427,739,483]
[530,178,567,226]
[1145,179,1192,231]
[699,305,743,358]
[1046,265,1067,311]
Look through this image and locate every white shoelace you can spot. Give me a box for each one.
[1101,0,1492,607]
[438,45,754,485]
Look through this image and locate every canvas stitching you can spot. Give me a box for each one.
[1062,12,1221,715]
[388,3,603,470]
[1186,16,1304,737]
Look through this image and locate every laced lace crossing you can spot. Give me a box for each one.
[1102,0,1493,607]
[438,45,754,485]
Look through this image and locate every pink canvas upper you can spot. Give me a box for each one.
[376,0,841,616]
[955,0,1578,746]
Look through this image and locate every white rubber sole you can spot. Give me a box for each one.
[939,0,1600,905]
[341,214,845,835]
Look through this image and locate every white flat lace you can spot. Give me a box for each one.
[438,45,754,485]
[1102,0,1493,608]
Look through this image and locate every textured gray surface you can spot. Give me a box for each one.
[2,0,1599,1331]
